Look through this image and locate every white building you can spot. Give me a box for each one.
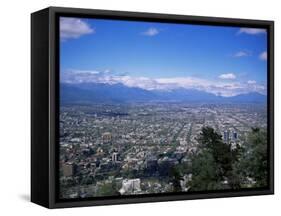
[119,179,141,195]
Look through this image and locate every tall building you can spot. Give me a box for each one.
[223,130,230,142]
[232,131,238,141]
[112,152,119,162]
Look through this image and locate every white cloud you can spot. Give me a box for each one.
[117,76,159,90]
[219,73,236,80]
[259,51,267,61]
[142,28,159,36]
[247,80,257,84]
[61,69,266,97]
[234,51,251,57]
[238,28,266,35]
[61,69,113,84]
[156,77,212,90]
[60,18,94,40]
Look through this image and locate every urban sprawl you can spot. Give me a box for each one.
[59,103,267,199]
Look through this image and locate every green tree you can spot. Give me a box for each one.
[238,128,268,187]
[96,180,120,197]
[189,150,223,191]
[170,166,184,192]
[189,127,242,191]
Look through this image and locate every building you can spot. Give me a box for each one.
[119,179,141,195]
[62,162,76,177]
[145,156,158,172]
[112,152,119,162]
[223,130,239,143]
[102,132,112,144]
[232,131,238,141]
[223,130,230,142]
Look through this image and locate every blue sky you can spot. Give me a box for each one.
[60,17,267,97]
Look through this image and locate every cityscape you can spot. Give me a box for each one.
[59,102,267,198]
[59,17,268,199]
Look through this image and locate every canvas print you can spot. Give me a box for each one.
[59,17,268,199]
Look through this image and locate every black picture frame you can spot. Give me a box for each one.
[31,6,274,209]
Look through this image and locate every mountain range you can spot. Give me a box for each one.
[60,83,266,104]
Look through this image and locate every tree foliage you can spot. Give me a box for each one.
[96,180,120,197]
[170,166,184,192]
[188,126,264,191]
[237,128,268,187]
[191,127,241,190]
[189,150,223,191]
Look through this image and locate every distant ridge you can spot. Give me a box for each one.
[60,83,266,104]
